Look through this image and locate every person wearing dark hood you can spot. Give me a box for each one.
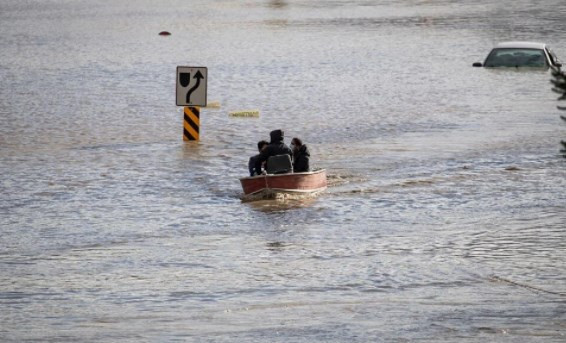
[290,137,310,173]
[254,129,293,175]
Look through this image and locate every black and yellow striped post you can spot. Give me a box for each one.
[183,106,200,141]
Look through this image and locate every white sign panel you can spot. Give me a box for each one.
[176,66,207,107]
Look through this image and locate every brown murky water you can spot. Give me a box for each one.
[1,0,565,341]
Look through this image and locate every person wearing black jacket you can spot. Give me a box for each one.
[254,129,293,175]
[291,137,310,173]
[248,140,269,176]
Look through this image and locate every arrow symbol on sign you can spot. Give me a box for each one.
[186,70,204,104]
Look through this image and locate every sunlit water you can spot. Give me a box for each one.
[1,0,565,341]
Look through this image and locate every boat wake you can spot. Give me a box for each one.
[240,189,325,203]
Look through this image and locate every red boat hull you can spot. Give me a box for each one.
[240,169,327,195]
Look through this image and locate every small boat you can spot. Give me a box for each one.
[240,169,327,201]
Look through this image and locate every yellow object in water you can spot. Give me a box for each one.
[229,110,260,118]
[205,101,221,109]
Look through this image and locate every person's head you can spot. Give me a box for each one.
[290,137,303,152]
[257,140,268,152]
[269,129,284,143]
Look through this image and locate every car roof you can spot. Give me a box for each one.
[494,41,547,50]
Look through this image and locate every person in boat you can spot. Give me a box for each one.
[290,137,310,173]
[254,129,293,175]
[248,140,269,176]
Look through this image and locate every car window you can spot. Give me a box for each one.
[484,48,548,68]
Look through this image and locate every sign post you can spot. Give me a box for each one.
[176,66,207,141]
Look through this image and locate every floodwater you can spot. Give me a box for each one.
[1,0,565,341]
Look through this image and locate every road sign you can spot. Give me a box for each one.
[176,66,207,107]
[183,106,200,141]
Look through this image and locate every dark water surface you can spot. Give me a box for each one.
[1,0,565,341]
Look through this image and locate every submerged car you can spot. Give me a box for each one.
[473,42,562,69]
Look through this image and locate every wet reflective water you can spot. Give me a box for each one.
[1,0,565,341]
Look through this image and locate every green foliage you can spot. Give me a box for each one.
[550,67,566,156]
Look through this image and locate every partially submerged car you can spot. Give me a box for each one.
[473,42,562,69]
